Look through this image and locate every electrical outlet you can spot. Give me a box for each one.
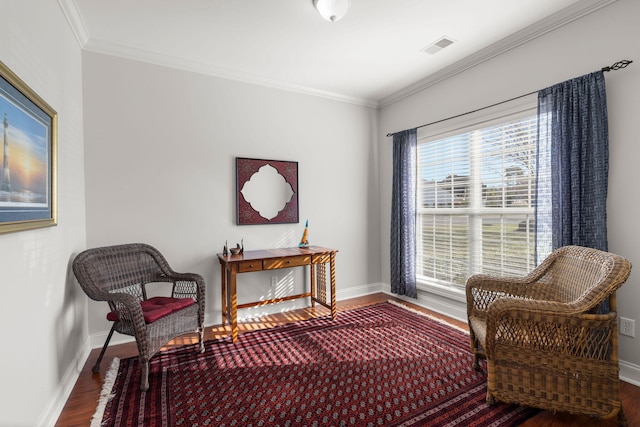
[620,317,635,338]
[271,276,278,288]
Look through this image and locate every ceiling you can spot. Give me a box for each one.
[61,0,614,107]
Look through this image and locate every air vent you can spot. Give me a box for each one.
[421,36,455,55]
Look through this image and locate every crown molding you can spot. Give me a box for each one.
[58,0,90,48]
[83,38,379,108]
[58,0,616,109]
[56,0,377,108]
[378,0,619,108]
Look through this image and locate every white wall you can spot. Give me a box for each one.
[2,2,636,425]
[379,0,640,379]
[82,52,382,339]
[0,1,87,426]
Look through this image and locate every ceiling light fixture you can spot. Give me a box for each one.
[313,0,350,22]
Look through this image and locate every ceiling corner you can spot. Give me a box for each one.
[378,0,619,109]
[58,0,90,48]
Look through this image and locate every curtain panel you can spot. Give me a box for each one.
[390,129,417,298]
[537,71,609,254]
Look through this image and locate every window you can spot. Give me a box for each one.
[416,98,547,291]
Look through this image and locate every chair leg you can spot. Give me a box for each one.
[618,407,628,427]
[198,326,205,353]
[486,390,496,405]
[140,360,149,391]
[92,324,116,373]
[473,352,480,370]
[470,333,481,370]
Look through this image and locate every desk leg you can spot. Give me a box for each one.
[330,252,337,319]
[310,263,316,308]
[220,263,227,327]
[229,268,238,343]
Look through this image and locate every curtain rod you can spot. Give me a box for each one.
[386,59,633,138]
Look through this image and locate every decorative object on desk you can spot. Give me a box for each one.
[92,302,538,427]
[223,240,228,256]
[229,240,244,255]
[236,157,298,225]
[298,219,309,247]
[0,61,57,234]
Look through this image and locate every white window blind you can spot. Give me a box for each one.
[416,98,546,290]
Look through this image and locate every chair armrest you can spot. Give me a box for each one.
[484,297,617,361]
[105,292,148,338]
[168,273,205,300]
[153,271,206,326]
[466,274,548,319]
[465,245,582,315]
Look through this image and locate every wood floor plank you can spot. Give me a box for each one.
[55,293,640,427]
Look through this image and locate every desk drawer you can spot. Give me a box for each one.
[264,255,310,270]
[312,253,332,264]
[239,260,263,272]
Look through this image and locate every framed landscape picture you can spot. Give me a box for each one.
[0,61,57,234]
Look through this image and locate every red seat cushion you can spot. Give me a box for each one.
[145,296,195,312]
[106,297,195,323]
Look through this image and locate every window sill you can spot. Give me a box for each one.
[416,279,466,303]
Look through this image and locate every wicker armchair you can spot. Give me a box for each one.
[73,243,205,391]
[466,245,631,426]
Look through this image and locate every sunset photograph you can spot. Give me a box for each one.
[0,91,49,206]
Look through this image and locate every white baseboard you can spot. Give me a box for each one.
[380,283,467,323]
[337,282,385,300]
[620,360,640,386]
[37,337,92,427]
[90,328,135,348]
[202,282,386,327]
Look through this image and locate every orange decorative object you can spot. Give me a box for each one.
[299,219,309,247]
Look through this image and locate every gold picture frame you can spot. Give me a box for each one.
[0,61,57,234]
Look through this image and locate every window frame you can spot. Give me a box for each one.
[415,95,539,297]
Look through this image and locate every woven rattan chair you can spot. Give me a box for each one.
[466,245,632,426]
[73,243,206,391]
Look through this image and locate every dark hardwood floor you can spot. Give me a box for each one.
[55,293,640,426]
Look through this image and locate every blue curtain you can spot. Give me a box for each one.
[537,71,609,252]
[390,129,417,298]
[536,71,609,310]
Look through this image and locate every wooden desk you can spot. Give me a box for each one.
[217,246,337,342]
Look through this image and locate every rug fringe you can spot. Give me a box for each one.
[387,300,469,334]
[91,357,120,427]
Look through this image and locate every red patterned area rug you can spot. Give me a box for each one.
[93,301,538,426]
